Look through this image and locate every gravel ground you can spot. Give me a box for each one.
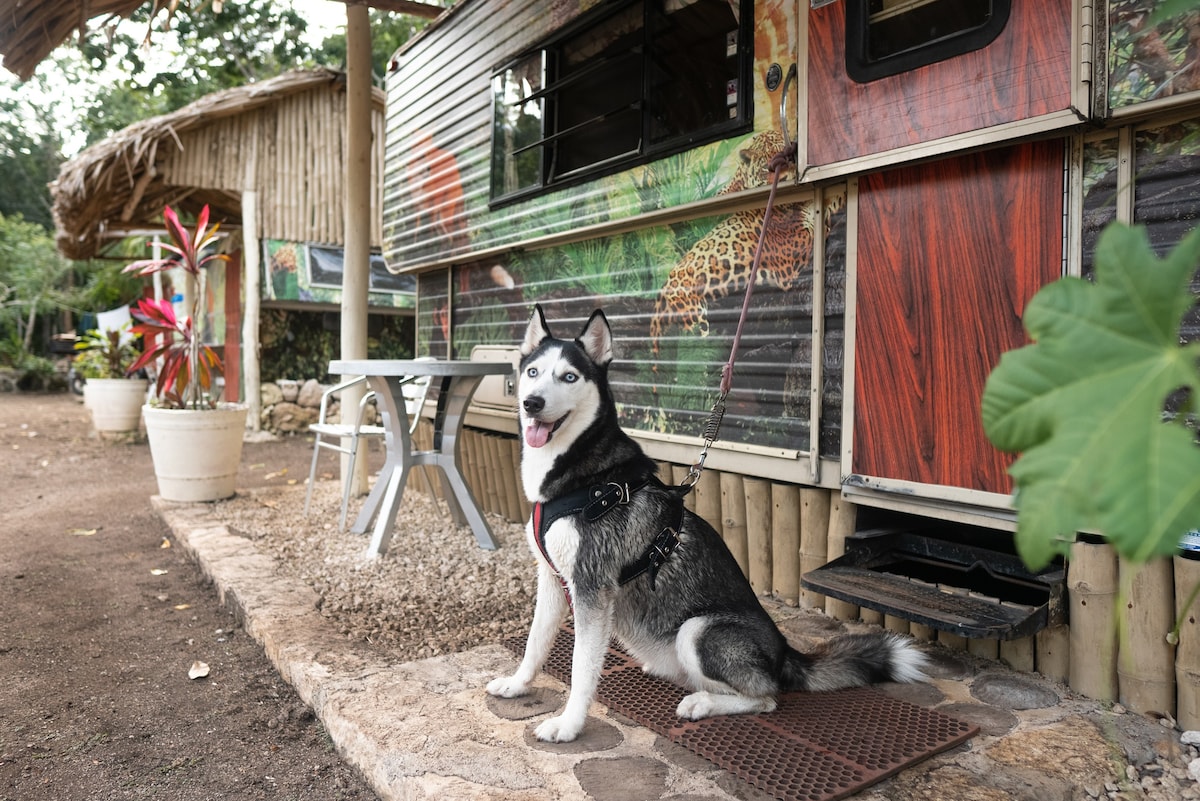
[215,480,536,661]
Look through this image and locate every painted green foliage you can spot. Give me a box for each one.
[982,222,1200,569]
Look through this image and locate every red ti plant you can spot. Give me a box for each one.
[124,205,230,409]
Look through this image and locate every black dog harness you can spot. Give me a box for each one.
[531,477,684,607]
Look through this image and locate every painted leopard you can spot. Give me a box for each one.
[649,130,845,355]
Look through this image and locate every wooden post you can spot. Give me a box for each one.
[495,434,521,522]
[1068,540,1119,701]
[771,483,801,606]
[743,478,772,595]
[1035,625,1070,684]
[1174,555,1200,730]
[798,488,830,609]
[1118,558,1175,716]
[341,3,372,495]
[884,616,911,635]
[239,127,260,427]
[720,472,749,579]
[824,496,858,621]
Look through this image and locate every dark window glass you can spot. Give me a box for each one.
[491,0,751,205]
[847,0,1010,83]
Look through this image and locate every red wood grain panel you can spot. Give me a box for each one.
[807,0,1073,166]
[852,140,1064,494]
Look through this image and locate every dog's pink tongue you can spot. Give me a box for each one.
[525,420,552,449]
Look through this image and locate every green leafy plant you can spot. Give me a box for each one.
[124,205,230,409]
[981,222,1200,570]
[73,324,140,380]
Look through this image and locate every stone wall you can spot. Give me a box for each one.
[259,379,379,434]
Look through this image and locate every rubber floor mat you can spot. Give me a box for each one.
[504,627,978,801]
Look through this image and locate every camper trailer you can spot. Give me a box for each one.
[382,0,1200,720]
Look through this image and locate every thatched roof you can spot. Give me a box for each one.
[0,0,446,82]
[50,68,383,260]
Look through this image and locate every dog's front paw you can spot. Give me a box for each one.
[677,691,716,720]
[486,676,531,698]
[534,715,583,743]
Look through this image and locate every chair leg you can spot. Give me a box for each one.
[304,434,324,517]
[339,434,360,531]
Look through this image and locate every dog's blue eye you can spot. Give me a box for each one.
[562,372,577,383]
[527,367,538,378]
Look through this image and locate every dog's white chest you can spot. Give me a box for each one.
[527,516,580,585]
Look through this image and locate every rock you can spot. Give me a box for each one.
[1189,757,1200,783]
[260,382,284,406]
[1182,731,1200,747]
[278,379,299,402]
[297,379,324,408]
[269,401,317,433]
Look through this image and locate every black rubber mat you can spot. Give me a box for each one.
[505,627,977,801]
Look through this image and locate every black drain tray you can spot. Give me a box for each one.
[801,529,1065,640]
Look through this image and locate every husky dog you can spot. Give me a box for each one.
[488,305,927,743]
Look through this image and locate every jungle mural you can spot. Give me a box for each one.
[1106,1,1200,111]
[262,239,416,309]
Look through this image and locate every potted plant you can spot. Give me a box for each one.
[124,205,247,502]
[75,323,148,434]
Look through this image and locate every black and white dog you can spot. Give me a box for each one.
[487,305,927,743]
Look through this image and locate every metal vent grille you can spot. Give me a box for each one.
[505,627,977,801]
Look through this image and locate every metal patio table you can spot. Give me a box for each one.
[329,358,513,557]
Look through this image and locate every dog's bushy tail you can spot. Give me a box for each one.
[781,632,928,692]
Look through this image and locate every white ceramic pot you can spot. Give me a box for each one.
[83,378,149,432]
[142,404,247,502]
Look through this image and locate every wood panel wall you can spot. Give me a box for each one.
[164,87,385,247]
[806,0,1073,166]
[852,140,1064,494]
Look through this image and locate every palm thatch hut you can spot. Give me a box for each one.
[49,67,391,419]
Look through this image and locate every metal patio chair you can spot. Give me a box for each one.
[303,369,434,531]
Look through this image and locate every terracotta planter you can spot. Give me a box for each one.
[83,378,149,433]
[142,404,247,502]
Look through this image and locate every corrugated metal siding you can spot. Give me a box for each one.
[382,0,792,272]
[430,189,847,456]
[163,86,385,247]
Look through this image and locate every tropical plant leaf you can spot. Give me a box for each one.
[981,222,1200,569]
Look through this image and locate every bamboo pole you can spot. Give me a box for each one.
[968,638,999,660]
[1068,540,1119,701]
[1118,558,1175,716]
[824,496,858,621]
[1000,637,1035,673]
[719,472,749,579]
[771,483,801,606]
[1035,625,1070,684]
[693,469,722,534]
[509,437,531,523]
[494,434,521,523]
[1174,555,1200,730]
[798,488,830,609]
[743,478,772,595]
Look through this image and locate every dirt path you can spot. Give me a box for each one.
[0,391,379,801]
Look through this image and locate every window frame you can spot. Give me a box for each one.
[845,0,1011,84]
[489,0,754,208]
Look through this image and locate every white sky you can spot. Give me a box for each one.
[0,1,350,156]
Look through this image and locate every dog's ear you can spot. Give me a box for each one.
[577,309,613,367]
[520,304,552,356]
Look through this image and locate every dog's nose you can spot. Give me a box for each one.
[523,396,544,415]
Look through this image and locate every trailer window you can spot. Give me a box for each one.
[846,0,1010,83]
[490,0,752,204]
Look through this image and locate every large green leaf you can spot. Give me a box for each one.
[981,222,1200,570]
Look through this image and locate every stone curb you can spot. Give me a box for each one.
[153,497,747,801]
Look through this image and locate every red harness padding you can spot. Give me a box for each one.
[531,500,573,609]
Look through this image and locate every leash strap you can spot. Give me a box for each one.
[685,143,797,489]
